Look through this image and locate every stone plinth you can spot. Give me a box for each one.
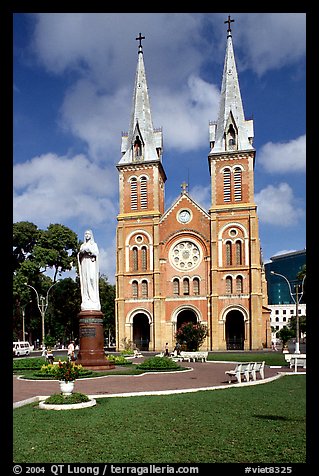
[77,310,115,370]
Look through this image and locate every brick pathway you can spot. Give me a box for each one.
[13,360,298,406]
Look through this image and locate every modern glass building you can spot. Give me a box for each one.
[265,250,306,305]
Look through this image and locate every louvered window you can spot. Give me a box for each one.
[236,276,243,294]
[130,177,138,210]
[223,168,231,202]
[183,278,190,295]
[141,246,147,270]
[235,240,242,265]
[141,280,148,298]
[193,278,200,295]
[173,279,180,295]
[140,176,148,209]
[226,276,233,294]
[234,167,242,201]
[132,281,138,298]
[226,241,232,266]
[132,247,138,271]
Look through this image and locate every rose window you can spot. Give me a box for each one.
[170,241,201,271]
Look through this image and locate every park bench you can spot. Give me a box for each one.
[180,351,208,362]
[251,361,265,380]
[290,356,306,369]
[225,362,253,383]
[225,361,265,383]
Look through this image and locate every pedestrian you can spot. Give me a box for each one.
[174,342,181,356]
[67,340,75,361]
[164,342,169,356]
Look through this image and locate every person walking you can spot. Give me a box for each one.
[164,342,169,357]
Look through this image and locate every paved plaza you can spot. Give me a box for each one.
[13,359,300,408]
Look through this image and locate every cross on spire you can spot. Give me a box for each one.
[224,15,234,33]
[136,32,145,50]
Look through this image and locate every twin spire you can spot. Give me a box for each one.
[120,17,254,166]
[119,33,163,165]
[210,16,254,153]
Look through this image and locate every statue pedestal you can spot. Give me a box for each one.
[77,310,115,370]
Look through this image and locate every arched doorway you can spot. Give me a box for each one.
[133,313,150,350]
[225,310,245,350]
[176,309,197,330]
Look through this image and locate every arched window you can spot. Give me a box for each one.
[226,276,233,294]
[223,168,231,202]
[235,240,242,265]
[130,177,138,210]
[236,276,243,294]
[132,247,138,271]
[183,278,190,295]
[193,278,200,295]
[141,280,148,298]
[133,135,142,159]
[132,281,138,298]
[234,167,242,201]
[141,246,147,270]
[140,176,148,209]
[173,278,180,295]
[226,241,232,266]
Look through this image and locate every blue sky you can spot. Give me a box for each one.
[13,13,306,284]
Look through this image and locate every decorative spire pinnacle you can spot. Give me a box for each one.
[136,32,145,53]
[119,33,163,165]
[181,181,188,194]
[209,16,254,154]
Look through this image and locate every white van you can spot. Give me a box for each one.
[13,341,31,357]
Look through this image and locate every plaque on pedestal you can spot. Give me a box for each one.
[77,310,115,370]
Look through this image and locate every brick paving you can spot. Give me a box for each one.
[13,360,297,406]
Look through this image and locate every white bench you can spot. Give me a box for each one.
[290,356,306,369]
[225,361,265,383]
[180,351,208,362]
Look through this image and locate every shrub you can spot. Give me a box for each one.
[175,322,208,351]
[43,392,90,405]
[35,362,93,380]
[13,357,47,371]
[135,357,183,371]
[107,354,132,365]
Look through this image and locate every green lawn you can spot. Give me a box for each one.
[13,375,306,463]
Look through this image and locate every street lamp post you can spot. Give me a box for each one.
[24,282,59,348]
[270,271,306,355]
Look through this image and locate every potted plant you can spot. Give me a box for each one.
[56,360,81,395]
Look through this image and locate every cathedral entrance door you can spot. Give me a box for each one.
[176,309,197,330]
[225,310,245,350]
[133,313,150,350]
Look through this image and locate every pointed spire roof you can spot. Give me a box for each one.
[210,17,254,153]
[119,34,163,165]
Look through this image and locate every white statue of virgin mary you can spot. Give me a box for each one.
[78,229,101,311]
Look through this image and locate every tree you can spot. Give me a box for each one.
[33,224,79,282]
[276,326,294,348]
[99,275,116,342]
[175,322,208,351]
[288,314,306,336]
[13,221,80,342]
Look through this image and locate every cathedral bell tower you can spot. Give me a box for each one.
[208,17,270,350]
[115,34,166,351]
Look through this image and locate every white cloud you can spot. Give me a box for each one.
[189,184,211,211]
[13,153,118,227]
[60,79,131,161]
[234,13,306,75]
[258,135,306,173]
[153,76,220,152]
[255,182,304,226]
